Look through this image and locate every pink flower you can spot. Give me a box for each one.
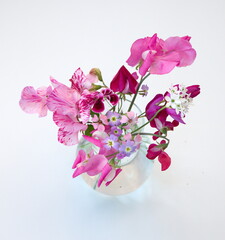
[145,94,164,121]
[146,141,171,171]
[150,109,179,140]
[53,112,87,146]
[47,85,80,116]
[187,85,200,98]
[97,164,122,187]
[72,150,108,177]
[19,86,52,117]
[70,68,97,93]
[121,111,138,129]
[110,66,138,94]
[158,152,171,171]
[126,34,196,76]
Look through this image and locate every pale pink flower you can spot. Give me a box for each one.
[121,111,138,129]
[54,112,87,146]
[92,114,108,131]
[19,86,52,117]
[127,34,196,76]
[47,85,80,116]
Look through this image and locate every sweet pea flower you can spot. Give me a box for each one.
[47,84,80,116]
[19,86,52,117]
[150,109,179,140]
[72,149,108,177]
[186,85,200,98]
[145,94,164,121]
[146,140,171,171]
[97,164,122,187]
[110,65,138,94]
[53,112,87,146]
[126,34,196,76]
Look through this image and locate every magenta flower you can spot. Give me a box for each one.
[126,34,196,76]
[91,89,119,113]
[110,65,138,94]
[150,109,179,140]
[97,164,122,187]
[19,86,52,117]
[146,142,165,160]
[72,150,108,177]
[146,141,171,171]
[158,152,171,171]
[145,94,164,121]
[187,85,200,98]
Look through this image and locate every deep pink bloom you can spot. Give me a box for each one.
[146,141,171,171]
[72,150,108,177]
[158,152,171,171]
[146,143,163,160]
[145,94,164,121]
[110,66,138,94]
[186,85,200,98]
[126,34,196,76]
[150,109,179,140]
[19,86,52,117]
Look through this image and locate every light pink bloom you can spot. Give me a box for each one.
[19,86,52,117]
[92,114,108,131]
[72,150,108,177]
[54,112,87,146]
[47,85,80,116]
[121,111,138,129]
[127,34,196,76]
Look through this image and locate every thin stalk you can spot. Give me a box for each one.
[133,132,170,143]
[131,105,167,134]
[127,73,150,112]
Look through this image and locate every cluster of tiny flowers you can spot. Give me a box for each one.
[165,84,193,118]
[101,111,140,160]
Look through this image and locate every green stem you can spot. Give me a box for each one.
[133,132,170,143]
[128,73,150,112]
[106,152,119,158]
[131,105,167,134]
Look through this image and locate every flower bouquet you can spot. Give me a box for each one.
[20,34,200,193]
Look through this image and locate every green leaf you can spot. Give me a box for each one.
[84,125,94,136]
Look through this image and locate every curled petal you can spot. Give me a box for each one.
[158,152,171,171]
[92,99,105,113]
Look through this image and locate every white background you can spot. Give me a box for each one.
[1,0,225,239]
